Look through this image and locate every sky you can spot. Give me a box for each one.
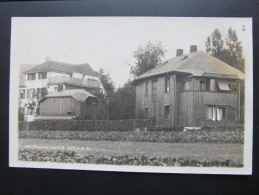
[11,17,252,87]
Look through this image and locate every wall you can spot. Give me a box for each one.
[39,97,81,116]
[136,75,241,127]
[135,74,176,127]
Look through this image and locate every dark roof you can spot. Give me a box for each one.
[133,51,245,83]
[25,60,99,76]
[41,89,96,102]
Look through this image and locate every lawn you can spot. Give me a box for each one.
[19,138,243,164]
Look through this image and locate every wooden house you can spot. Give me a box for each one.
[132,45,245,127]
[37,89,99,120]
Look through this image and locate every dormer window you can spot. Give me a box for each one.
[28,73,36,80]
[38,72,47,79]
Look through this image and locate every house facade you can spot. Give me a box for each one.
[132,45,245,127]
[19,59,105,120]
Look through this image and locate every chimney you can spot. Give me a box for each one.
[46,55,50,62]
[190,45,197,53]
[176,49,183,56]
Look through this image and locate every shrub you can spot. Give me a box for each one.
[18,149,243,167]
[19,129,244,143]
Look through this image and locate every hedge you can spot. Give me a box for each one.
[19,119,154,132]
[18,149,243,167]
[19,129,244,143]
[19,119,244,132]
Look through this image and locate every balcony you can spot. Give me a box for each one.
[48,76,100,88]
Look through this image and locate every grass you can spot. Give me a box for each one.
[19,138,243,164]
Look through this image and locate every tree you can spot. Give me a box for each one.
[116,80,136,119]
[98,68,115,93]
[130,41,166,77]
[206,27,245,73]
[224,27,245,73]
[106,80,136,120]
[205,37,212,53]
[95,68,115,119]
[206,29,224,59]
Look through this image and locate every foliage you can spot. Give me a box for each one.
[111,80,136,119]
[98,68,115,93]
[130,41,166,77]
[19,119,153,132]
[95,79,136,120]
[19,127,244,144]
[206,27,245,73]
[95,68,116,119]
[18,149,243,167]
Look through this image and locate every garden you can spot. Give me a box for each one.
[18,120,244,168]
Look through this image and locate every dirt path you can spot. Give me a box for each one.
[19,138,243,164]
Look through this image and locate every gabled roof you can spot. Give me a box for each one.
[133,51,245,83]
[41,89,96,102]
[25,60,99,76]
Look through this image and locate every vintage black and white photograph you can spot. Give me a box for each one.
[9,17,253,174]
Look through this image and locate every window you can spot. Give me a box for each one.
[145,107,149,116]
[217,80,230,91]
[28,73,36,80]
[206,106,225,121]
[145,81,149,96]
[151,80,157,96]
[38,72,47,79]
[28,89,35,99]
[209,79,216,91]
[182,81,191,91]
[19,89,25,99]
[200,80,205,91]
[165,77,170,93]
[164,105,170,120]
[229,84,237,93]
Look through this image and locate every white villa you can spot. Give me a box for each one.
[19,58,105,121]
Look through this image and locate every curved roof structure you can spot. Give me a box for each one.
[40,89,97,102]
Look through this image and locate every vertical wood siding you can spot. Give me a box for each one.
[40,97,80,116]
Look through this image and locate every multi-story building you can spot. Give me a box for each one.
[132,45,245,127]
[19,59,105,120]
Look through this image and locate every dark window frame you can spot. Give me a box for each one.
[164,105,170,120]
[28,73,36,80]
[38,72,47,80]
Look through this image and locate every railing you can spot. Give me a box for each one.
[48,76,100,88]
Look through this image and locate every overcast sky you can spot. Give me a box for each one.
[11,17,252,87]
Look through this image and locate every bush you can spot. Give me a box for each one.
[19,119,153,132]
[18,149,243,167]
[19,129,244,143]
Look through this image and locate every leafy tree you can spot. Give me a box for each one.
[98,68,115,93]
[206,29,224,59]
[107,80,136,120]
[206,27,245,73]
[205,37,212,53]
[130,41,166,77]
[224,27,245,73]
[95,91,110,120]
[116,80,136,119]
[95,68,115,119]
